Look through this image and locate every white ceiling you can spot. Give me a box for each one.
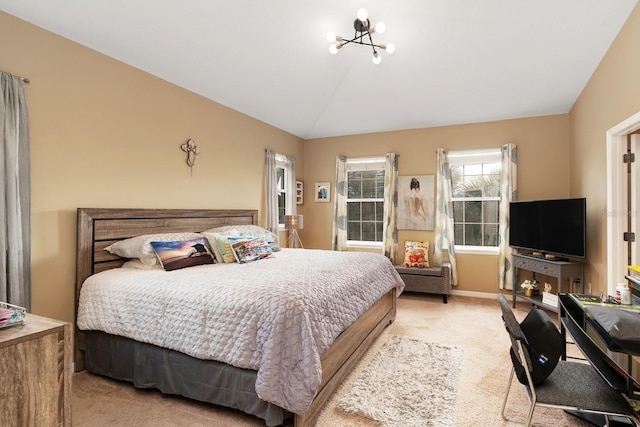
[1,0,638,139]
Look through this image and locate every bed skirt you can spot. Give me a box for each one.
[84,330,289,426]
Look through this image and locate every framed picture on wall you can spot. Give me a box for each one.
[296,180,304,205]
[315,182,331,203]
[397,175,435,230]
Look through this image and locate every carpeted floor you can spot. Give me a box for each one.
[72,293,593,426]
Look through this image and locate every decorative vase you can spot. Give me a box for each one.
[524,289,534,297]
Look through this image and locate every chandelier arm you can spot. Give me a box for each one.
[366,31,378,55]
[340,33,381,49]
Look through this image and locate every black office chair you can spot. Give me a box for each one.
[497,294,640,427]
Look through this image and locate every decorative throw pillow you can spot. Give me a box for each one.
[150,238,215,271]
[203,230,240,263]
[205,225,281,252]
[403,240,430,268]
[228,237,273,264]
[105,232,204,261]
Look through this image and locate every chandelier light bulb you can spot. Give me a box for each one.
[372,52,381,64]
[385,43,396,54]
[326,32,336,42]
[329,44,340,54]
[373,22,386,34]
[357,8,368,22]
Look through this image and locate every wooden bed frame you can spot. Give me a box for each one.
[75,208,397,426]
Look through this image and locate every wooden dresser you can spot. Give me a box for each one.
[0,313,72,426]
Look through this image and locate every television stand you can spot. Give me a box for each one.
[512,253,584,313]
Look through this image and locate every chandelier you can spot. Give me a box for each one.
[326,8,395,64]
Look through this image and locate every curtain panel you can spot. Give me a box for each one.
[498,143,518,289]
[331,156,348,251]
[264,150,279,236]
[1,72,31,309]
[433,148,458,286]
[382,153,399,264]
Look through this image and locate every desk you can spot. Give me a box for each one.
[559,294,640,425]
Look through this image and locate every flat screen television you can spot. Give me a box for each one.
[509,198,586,259]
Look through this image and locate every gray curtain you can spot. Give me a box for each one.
[433,148,458,286]
[498,143,518,289]
[1,72,31,310]
[264,150,279,236]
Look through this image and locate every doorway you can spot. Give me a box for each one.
[607,112,640,295]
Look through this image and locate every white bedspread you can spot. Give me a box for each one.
[77,248,404,414]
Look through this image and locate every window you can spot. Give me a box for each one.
[275,155,288,226]
[448,149,502,250]
[346,157,386,246]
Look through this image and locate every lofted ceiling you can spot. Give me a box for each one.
[1,0,638,139]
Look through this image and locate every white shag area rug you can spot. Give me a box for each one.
[336,335,464,427]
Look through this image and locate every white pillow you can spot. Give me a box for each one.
[121,259,162,270]
[105,232,203,260]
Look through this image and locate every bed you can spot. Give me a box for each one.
[75,208,403,426]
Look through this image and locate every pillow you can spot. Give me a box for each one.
[203,230,240,264]
[105,232,203,260]
[121,259,162,270]
[510,306,563,386]
[205,225,280,251]
[228,237,273,264]
[150,238,215,271]
[403,241,430,268]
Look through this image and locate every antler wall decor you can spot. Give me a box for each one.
[181,138,199,176]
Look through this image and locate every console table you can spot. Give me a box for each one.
[512,253,584,312]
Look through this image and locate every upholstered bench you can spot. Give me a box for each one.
[394,262,452,303]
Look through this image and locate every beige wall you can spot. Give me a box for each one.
[0,12,304,323]
[303,115,572,293]
[570,2,640,295]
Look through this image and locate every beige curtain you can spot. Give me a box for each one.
[498,143,518,289]
[1,72,31,309]
[331,156,347,251]
[382,153,399,263]
[433,148,458,286]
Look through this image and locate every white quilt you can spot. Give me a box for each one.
[77,248,404,414]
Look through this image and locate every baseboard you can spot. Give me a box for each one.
[450,289,504,300]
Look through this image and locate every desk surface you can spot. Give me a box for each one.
[560,294,639,395]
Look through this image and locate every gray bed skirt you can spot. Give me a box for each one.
[84,331,289,426]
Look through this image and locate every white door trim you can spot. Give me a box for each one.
[606,111,640,295]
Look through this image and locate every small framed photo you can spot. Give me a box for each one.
[296,180,304,205]
[315,182,331,203]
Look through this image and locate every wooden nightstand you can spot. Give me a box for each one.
[0,313,72,426]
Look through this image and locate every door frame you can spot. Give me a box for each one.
[607,111,640,295]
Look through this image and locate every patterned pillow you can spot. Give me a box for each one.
[228,237,273,264]
[205,225,281,251]
[150,238,215,271]
[105,232,203,261]
[403,240,430,268]
[203,230,240,263]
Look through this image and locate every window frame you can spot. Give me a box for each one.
[448,148,502,255]
[345,157,386,248]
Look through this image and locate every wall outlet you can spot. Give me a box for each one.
[586,282,592,295]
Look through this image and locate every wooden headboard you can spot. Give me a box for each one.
[74,207,258,368]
